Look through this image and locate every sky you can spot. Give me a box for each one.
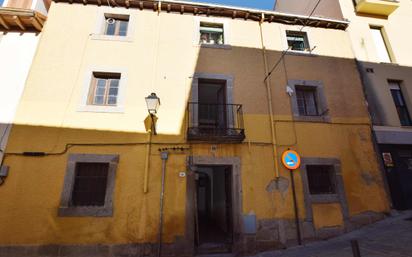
[183,0,275,10]
[0,0,274,10]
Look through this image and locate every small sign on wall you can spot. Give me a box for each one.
[382,152,394,167]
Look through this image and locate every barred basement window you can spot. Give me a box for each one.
[296,86,319,116]
[59,154,119,217]
[71,162,109,207]
[104,14,129,36]
[88,72,120,106]
[200,22,224,45]
[286,31,310,51]
[306,165,336,195]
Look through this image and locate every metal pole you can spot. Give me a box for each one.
[158,151,169,257]
[289,169,302,245]
[351,240,361,257]
[151,114,157,135]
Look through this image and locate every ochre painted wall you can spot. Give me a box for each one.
[0,2,389,246]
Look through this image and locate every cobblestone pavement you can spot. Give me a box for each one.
[255,211,412,257]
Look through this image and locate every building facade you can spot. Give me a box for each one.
[0,0,389,256]
[276,0,412,211]
[0,0,47,184]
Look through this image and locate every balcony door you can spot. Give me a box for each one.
[198,79,227,131]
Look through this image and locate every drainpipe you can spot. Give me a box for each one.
[143,130,153,193]
[157,151,169,257]
[259,13,280,178]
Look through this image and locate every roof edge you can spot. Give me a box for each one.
[52,0,349,30]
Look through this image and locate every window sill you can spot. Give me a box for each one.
[90,34,133,42]
[294,115,330,122]
[58,206,113,217]
[310,194,340,203]
[286,50,316,57]
[77,105,125,113]
[379,61,398,66]
[200,43,232,50]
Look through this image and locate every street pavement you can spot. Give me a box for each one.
[255,211,412,257]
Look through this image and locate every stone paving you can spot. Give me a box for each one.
[253,211,412,257]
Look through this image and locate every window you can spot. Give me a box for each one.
[88,72,120,106]
[306,165,336,195]
[370,26,392,63]
[199,22,224,45]
[389,81,412,126]
[286,31,310,51]
[71,163,109,207]
[296,86,319,116]
[59,154,119,217]
[104,14,129,36]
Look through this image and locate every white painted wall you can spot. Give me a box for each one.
[0,32,40,161]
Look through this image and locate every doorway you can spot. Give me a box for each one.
[197,79,227,131]
[195,165,233,254]
[381,145,412,210]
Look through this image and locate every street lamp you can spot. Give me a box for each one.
[145,93,160,134]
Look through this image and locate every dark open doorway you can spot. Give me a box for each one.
[198,79,228,131]
[381,145,412,210]
[195,165,233,254]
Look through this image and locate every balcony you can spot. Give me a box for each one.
[355,0,400,16]
[187,102,245,143]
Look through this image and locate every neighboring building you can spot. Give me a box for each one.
[0,0,48,182]
[0,0,389,256]
[276,0,412,211]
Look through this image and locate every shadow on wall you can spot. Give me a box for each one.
[0,45,388,256]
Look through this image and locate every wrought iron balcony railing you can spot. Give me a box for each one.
[187,102,245,142]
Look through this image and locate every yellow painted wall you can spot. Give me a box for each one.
[312,203,344,229]
[0,2,389,246]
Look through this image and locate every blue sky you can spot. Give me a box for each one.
[0,0,4,7]
[183,0,275,10]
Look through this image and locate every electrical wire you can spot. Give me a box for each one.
[264,0,323,82]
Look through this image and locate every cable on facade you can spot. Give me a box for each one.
[264,0,323,82]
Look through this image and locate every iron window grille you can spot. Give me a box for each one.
[71,162,109,207]
[306,165,337,195]
[187,102,245,142]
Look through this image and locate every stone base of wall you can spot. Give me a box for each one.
[239,211,386,256]
[0,212,387,257]
[0,242,194,257]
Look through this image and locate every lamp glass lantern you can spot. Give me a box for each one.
[145,93,160,115]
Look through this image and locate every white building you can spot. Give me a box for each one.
[0,0,48,175]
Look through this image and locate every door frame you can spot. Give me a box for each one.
[190,73,234,128]
[186,156,243,254]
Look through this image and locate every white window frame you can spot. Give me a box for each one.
[91,7,135,42]
[194,17,231,49]
[280,25,313,55]
[78,67,127,113]
[369,25,393,63]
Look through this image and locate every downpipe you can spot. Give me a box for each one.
[157,151,169,257]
